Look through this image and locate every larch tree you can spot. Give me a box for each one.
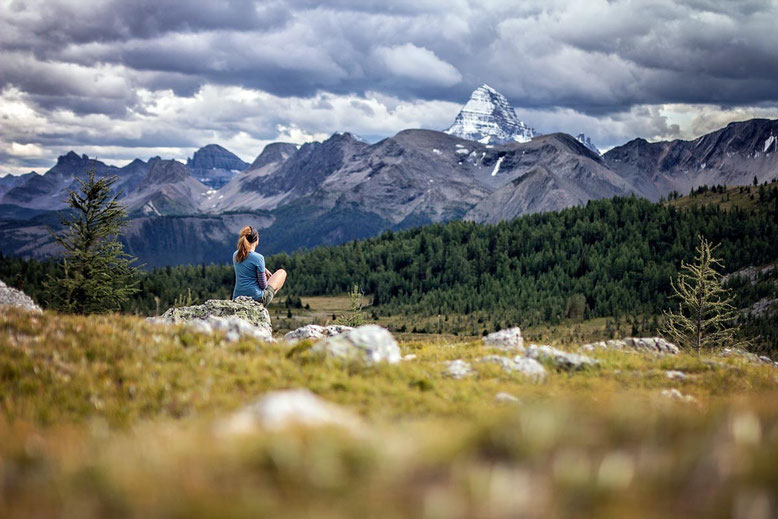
[660,235,740,353]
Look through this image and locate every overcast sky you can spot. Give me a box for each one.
[2,0,778,175]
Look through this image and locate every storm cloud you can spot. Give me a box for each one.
[1,0,777,174]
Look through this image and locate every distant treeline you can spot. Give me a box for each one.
[2,194,778,352]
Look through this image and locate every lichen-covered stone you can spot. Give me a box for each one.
[310,325,401,365]
[151,297,273,342]
[526,344,598,371]
[0,280,42,313]
[483,327,525,351]
[159,297,271,331]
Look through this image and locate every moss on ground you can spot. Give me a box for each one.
[1,307,777,518]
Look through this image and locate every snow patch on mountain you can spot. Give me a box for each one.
[764,135,776,153]
[445,84,536,145]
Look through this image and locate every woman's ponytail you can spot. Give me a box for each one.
[236,225,258,262]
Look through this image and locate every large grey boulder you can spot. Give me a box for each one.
[152,296,272,341]
[0,280,42,313]
[310,325,401,365]
[479,355,547,381]
[581,337,679,355]
[483,327,525,352]
[526,344,598,371]
[283,324,353,343]
[216,389,362,435]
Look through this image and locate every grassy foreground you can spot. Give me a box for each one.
[1,308,777,518]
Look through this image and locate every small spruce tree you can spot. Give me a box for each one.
[336,284,367,327]
[660,235,740,353]
[45,164,140,313]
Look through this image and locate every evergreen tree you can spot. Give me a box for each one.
[45,164,140,313]
[660,236,739,353]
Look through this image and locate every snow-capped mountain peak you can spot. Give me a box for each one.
[576,133,601,155]
[445,84,536,145]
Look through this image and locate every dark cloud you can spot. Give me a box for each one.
[1,0,778,172]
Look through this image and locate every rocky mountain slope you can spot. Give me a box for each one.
[187,144,249,189]
[604,118,778,201]
[1,83,778,266]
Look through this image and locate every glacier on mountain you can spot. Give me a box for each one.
[445,84,536,145]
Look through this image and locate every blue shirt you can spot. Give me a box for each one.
[233,250,266,300]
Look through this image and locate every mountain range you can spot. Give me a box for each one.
[1,85,777,267]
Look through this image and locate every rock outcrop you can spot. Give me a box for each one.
[310,325,401,365]
[0,280,42,313]
[581,337,679,355]
[152,297,273,342]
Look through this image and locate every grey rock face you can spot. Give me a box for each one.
[217,389,362,435]
[0,280,42,313]
[526,344,598,371]
[310,324,401,365]
[479,355,547,381]
[581,337,679,355]
[443,359,475,379]
[283,324,354,344]
[483,327,525,352]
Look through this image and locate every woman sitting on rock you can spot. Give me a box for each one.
[232,225,286,306]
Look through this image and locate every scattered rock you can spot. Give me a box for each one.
[0,280,42,313]
[581,337,679,355]
[495,392,521,404]
[483,327,525,352]
[283,324,354,343]
[480,355,547,381]
[216,389,362,435]
[310,325,401,365]
[665,370,688,381]
[443,359,474,379]
[659,388,697,404]
[526,344,598,371]
[719,348,777,367]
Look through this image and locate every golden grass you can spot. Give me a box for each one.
[1,307,777,518]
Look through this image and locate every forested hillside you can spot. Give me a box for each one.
[3,190,778,353]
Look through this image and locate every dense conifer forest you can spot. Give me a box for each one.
[3,191,778,354]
